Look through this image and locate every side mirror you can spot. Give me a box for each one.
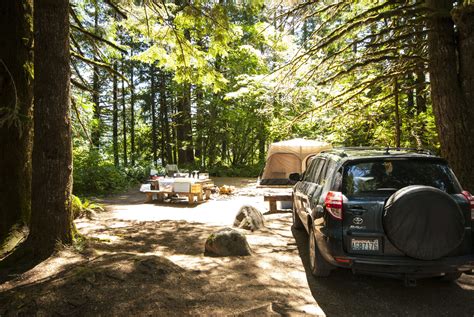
[289,173,301,181]
[314,205,324,219]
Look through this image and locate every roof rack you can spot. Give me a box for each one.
[381,147,433,155]
[322,147,434,156]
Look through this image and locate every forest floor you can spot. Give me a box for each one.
[1,177,474,316]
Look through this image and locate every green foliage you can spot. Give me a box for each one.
[71,194,104,219]
[69,0,443,189]
[73,149,135,196]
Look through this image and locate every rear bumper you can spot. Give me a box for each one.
[347,255,474,276]
[314,228,474,277]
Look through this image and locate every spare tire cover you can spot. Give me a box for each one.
[383,185,464,260]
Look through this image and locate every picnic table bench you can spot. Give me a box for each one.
[264,194,293,213]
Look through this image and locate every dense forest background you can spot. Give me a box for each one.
[67,0,441,196]
[1,0,474,259]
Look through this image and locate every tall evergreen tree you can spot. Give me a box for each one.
[27,0,74,257]
[426,0,474,192]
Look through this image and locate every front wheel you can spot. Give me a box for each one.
[308,225,332,277]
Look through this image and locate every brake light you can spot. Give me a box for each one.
[461,190,474,220]
[325,191,343,220]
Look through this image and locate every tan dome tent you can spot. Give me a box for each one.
[259,139,332,186]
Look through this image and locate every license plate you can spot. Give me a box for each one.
[351,238,380,251]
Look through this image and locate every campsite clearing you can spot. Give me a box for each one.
[1,178,473,316]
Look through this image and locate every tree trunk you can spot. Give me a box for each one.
[172,96,178,164]
[173,15,194,165]
[28,0,73,257]
[453,5,474,107]
[160,71,172,165]
[130,56,135,166]
[426,0,474,192]
[0,0,34,243]
[258,126,266,164]
[415,69,426,114]
[113,61,119,167]
[207,98,218,167]
[91,6,100,149]
[195,87,204,165]
[394,77,401,148]
[183,83,194,164]
[221,137,227,164]
[176,82,194,165]
[150,65,158,166]
[121,58,128,166]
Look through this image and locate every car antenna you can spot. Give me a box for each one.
[384,146,390,155]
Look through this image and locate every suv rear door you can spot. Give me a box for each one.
[340,158,472,257]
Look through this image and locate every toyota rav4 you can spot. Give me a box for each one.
[292,148,474,285]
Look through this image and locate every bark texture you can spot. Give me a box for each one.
[28,0,73,256]
[426,0,474,192]
[0,0,34,241]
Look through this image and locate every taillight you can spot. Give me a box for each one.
[461,190,474,220]
[325,191,343,220]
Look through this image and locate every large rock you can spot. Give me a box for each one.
[233,205,265,231]
[204,228,252,256]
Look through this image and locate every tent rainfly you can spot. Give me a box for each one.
[259,138,332,186]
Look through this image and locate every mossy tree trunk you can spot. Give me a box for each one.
[0,0,34,245]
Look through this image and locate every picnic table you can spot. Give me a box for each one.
[144,178,214,204]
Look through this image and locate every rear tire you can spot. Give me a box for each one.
[292,201,304,230]
[308,225,332,277]
[439,272,462,282]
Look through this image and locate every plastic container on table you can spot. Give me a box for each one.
[173,178,193,192]
[159,179,174,192]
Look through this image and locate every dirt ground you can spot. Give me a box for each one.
[0,177,473,316]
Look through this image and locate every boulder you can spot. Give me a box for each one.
[233,205,265,231]
[204,228,252,256]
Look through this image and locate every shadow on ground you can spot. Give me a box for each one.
[292,228,474,316]
[0,215,317,316]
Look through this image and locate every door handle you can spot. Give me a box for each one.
[348,205,366,215]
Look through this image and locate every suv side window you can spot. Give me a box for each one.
[317,159,335,185]
[303,158,318,182]
[311,158,327,183]
[304,157,324,183]
[304,155,316,171]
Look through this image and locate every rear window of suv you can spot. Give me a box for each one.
[342,159,460,196]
